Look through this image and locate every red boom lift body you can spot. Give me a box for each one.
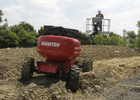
[21,26,92,90]
[37,35,81,73]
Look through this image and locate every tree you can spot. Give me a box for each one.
[128,38,137,47]
[126,31,137,47]
[0,10,18,48]
[0,10,3,24]
[137,21,140,51]
[0,28,19,48]
[11,21,38,36]
[17,29,37,46]
[102,35,108,45]
[137,21,140,30]
[0,10,38,48]
[138,30,140,50]
[107,35,120,46]
[109,32,119,37]
[129,38,135,44]
[119,39,126,46]
[10,24,20,34]
[93,34,103,45]
[18,21,35,32]
[127,31,136,39]
[5,30,19,47]
[10,21,38,47]
[0,10,7,26]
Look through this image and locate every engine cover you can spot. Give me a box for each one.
[37,35,81,61]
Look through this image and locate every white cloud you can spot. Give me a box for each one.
[1,0,140,36]
[3,5,25,25]
[64,0,74,3]
[134,0,140,6]
[107,9,140,35]
[3,0,75,30]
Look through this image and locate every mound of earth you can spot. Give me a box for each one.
[0,45,140,100]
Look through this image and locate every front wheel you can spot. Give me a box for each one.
[69,65,80,91]
[21,57,34,81]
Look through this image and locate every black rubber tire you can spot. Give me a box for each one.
[69,65,80,91]
[82,57,93,72]
[21,57,34,81]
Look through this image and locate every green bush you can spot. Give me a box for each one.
[0,28,19,48]
[137,30,140,50]
[10,21,38,47]
[94,34,104,45]
[0,9,38,48]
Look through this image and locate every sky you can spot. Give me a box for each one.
[0,0,140,36]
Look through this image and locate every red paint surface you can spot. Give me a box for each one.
[37,35,81,61]
[38,62,58,73]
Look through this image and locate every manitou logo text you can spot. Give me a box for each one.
[41,42,60,47]
[75,47,81,50]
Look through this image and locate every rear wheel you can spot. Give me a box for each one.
[69,65,80,91]
[21,57,34,81]
[82,57,93,72]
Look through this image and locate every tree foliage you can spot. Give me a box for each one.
[109,32,117,37]
[137,21,140,51]
[0,10,38,48]
[137,21,140,29]
[0,26,19,48]
[86,32,126,46]
[94,34,103,45]
[10,22,38,47]
[127,31,136,39]
[138,30,140,50]
[0,10,3,24]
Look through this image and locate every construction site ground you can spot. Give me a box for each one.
[0,45,140,100]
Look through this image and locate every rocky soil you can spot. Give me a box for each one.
[0,45,140,100]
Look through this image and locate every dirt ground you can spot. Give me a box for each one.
[0,45,140,100]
